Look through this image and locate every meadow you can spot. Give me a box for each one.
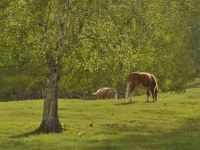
[0,88,200,150]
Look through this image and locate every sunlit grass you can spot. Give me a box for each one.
[0,88,200,150]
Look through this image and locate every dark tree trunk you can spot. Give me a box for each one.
[37,56,62,133]
[37,22,65,133]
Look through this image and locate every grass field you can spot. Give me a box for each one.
[0,88,200,150]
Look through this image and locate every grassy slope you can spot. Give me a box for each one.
[0,88,200,150]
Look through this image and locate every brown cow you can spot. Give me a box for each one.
[93,87,117,100]
[126,72,159,103]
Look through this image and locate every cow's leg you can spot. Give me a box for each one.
[126,81,137,103]
[126,82,131,99]
[128,92,132,103]
[154,87,158,102]
[129,87,136,103]
[126,82,133,103]
[146,90,150,103]
[129,91,133,103]
[99,94,102,100]
[150,87,155,102]
[155,93,158,102]
[114,92,117,99]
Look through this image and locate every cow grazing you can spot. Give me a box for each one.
[93,88,117,100]
[126,72,159,103]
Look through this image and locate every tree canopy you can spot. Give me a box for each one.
[0,0,199,99]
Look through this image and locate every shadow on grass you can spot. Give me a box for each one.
[115,101,138,105]
[9,130,40,139]
[83,118,200,150]
[0,100,17,102]
[186,95,200,99]
[3,117,200,150]
[115,100,156,105]
[10,127,64,139]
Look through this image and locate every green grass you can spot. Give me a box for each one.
[186,78,200,88]
[0,88,200,150]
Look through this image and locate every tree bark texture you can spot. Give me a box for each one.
[37,56,62,133]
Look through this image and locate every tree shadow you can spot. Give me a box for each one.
[9,130,40,139]
[84,117,200,150]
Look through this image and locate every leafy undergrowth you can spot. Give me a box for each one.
[0,88,200,150]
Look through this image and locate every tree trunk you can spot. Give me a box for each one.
[37,20,65,133]
[37,56,62,133]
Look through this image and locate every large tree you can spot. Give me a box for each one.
[2,0,97,133]
[1,0,198,133]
